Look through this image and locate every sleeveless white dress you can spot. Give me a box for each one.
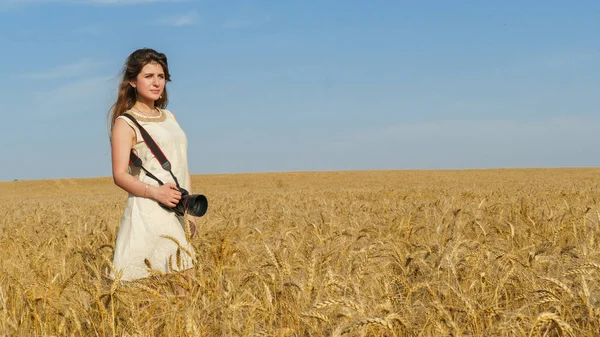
[111,109,196,281]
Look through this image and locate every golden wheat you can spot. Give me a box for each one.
[2,169,600,336]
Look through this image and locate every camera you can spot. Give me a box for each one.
[159,187,208,217]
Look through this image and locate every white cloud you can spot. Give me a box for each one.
[160,10,198,26]
[222,13,271,29]
[20,59,97,80]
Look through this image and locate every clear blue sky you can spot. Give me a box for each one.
[1,1,598,181]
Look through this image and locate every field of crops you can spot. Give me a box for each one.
[2,168,600,336]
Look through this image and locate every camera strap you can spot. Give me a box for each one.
[121,113,182,189]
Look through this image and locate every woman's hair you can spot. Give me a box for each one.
[107,48,171,131]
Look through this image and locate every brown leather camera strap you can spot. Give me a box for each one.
[122,113,181,188]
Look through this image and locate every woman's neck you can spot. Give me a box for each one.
[132,101,156,115]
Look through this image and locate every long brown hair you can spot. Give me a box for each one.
[107,48,172,132]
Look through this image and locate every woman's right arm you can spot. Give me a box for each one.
[111,118,182,207]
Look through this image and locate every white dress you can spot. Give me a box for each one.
[111,109,196,281]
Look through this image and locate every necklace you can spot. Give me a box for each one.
[133,106,160,116]
[130,107,166,122]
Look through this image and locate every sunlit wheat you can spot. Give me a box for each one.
[1,168,600,335]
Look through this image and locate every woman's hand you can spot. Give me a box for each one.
[150,183,182,207]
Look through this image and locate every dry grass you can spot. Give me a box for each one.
[2,168,600,336]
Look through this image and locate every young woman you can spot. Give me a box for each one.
[108,48,197,281]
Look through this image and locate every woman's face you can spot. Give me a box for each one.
[130,62,165,105]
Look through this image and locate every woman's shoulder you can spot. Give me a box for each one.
[160,108,177,120]
[115,111,134,123]
[116,109,139,121]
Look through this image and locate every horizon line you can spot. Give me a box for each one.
[2,166,598,183]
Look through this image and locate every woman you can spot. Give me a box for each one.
[108,48,197,281]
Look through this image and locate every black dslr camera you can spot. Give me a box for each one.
[159,187,208,217]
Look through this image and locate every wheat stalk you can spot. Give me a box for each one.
[314,298,362,313]
[301,311,330,323]
[539,277,574,300]
[528,312,574,337]
[340,316,394,335]
[160,235,194,261]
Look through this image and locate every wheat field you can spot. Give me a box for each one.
[2,168,600,336]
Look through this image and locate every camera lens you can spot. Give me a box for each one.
[184,194,208,217]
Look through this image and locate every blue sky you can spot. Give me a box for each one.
[0,1,599,181]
